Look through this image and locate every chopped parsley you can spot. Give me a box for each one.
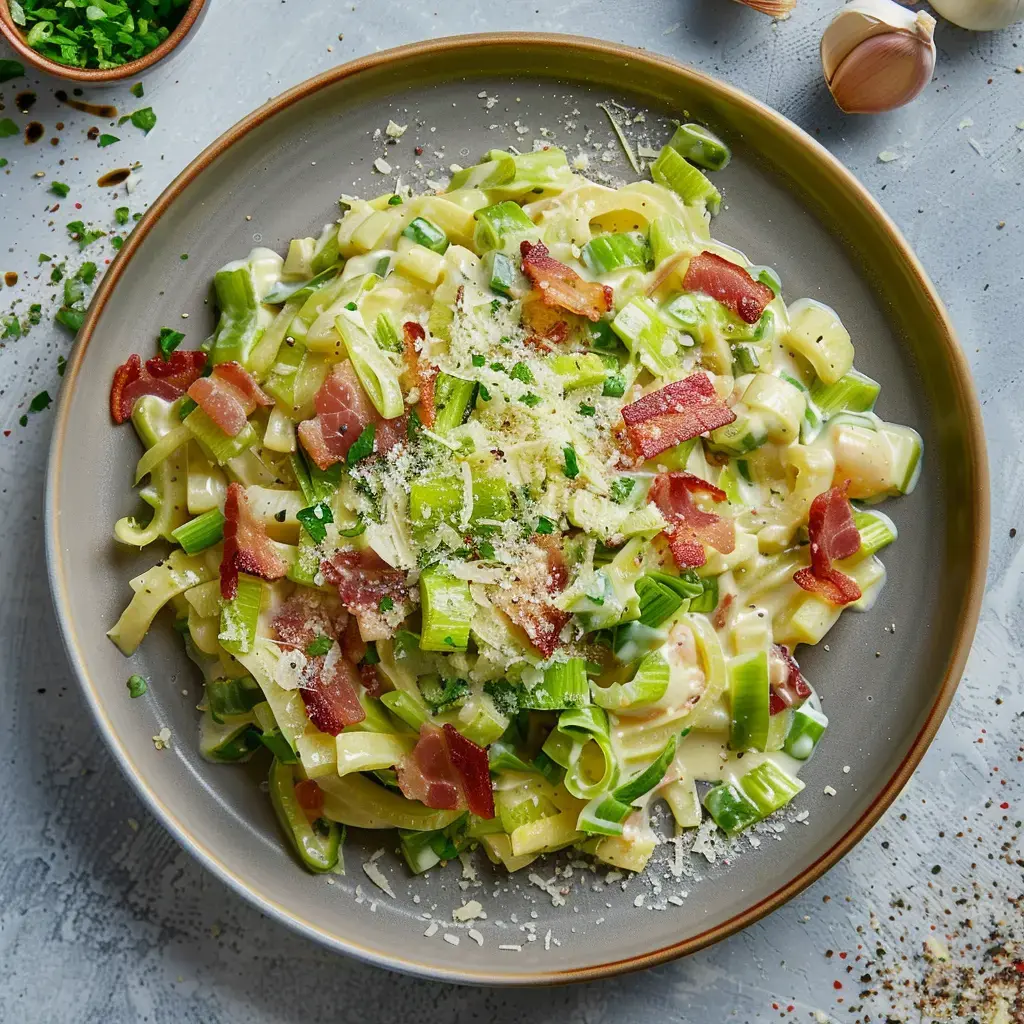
[126,674,148,698]
[509,361,534,384]
[0,59,23,84]
[477,540,496,560]
[305,634,333,657]
[296,500,333,544]
[66,221,106,250]
[562,444,580,479]
[49,181,70,198]
[0,158,7,168]
[419,675,469,712]
[602,373,626,398]
[28,304,41,325]
[387,194,403,205]
[344,301,357,311]
[535,516,556,535]
[157,326,185,360]
[578,403,596,417]
[484,679,521,716]
[115,206,130,225]
[0,119,18,139]
[29,390,52,413]
[519,393,541,407]
[38,253,51,263]
[345,423,376,467]
[471,353,485,367]
[128,107,157,134]
[2,316,21,339]
[98,134,119,148]
[130,82,144,98]
[610,477,636,504]
[378,596,394,613]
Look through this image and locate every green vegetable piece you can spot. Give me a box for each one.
[50,181,70,198]
[651,145,721,213]
[783,706,828,761]
[473,200,537,251]
[0,60,24,84]
[703,781,760,835]
[268,760,341,873]
[346,423,376,467]
[581,232,649,275]
[126,674,148,698]
[563,445,580,479]
[667,123,731,171]
[206,676,263,721]
[157,326,185,360]
[728,650,770,752]
[0,119,18,139]
[520,659,590,710]
[296,500,333,544]
[853,509,897,557]
[402,216,448,254]
[739,760,804,817]
[98,134,119,147]
[484,250,518,295]
[419,565,474,652]
[130,83,144,99]
[171,509,225,554]
[809,369,881,419]
[115,206,130,225]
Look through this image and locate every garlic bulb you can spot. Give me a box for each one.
[732,0,797,16]
[821,0,936,114]
[928,0,1024,31]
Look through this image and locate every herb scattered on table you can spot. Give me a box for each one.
[120,107,157,134]
[126,674,148,698]
[0,59,24,84]
[49,181,70,198]
[0,119,19,140]
[66,221,106,250]
[9,0,191,71]
[98,134,119,148]
[115,206,130,225]
[130,82,144,98]
[157,326,184,359]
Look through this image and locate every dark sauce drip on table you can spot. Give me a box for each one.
[15,91,36,114]
[24,122,43,145]
[54,90,118,119]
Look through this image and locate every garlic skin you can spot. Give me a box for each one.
[821,0,936,114]
[731,0,797,16]
[928,0,1024,31]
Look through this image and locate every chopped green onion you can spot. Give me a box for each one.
[219,575,263,657]
[419,565,474,652]
[473,200,537,251]
[783,706,828,760]
[157,326,185,360]
[666,123,731,171]
[171,509,225,554]
[809,369,881,419]
[402,216,448,254]
[610,477,636,504]
[703,780,760,835]
[728,650,770,752]
[521,658,590,710]
[739,760,804,817]
[602,373,626,398]
[581,232,650,275]
[484,250,518,295]
[433,373,477,434]
[651,145,721,213]
[305,634,333,657]
[853,509,897,557]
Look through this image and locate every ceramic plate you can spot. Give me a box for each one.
[45,34,988,984]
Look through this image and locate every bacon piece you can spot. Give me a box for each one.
[683,251,774,325]
[359,662,388,699]
[301,649,366,735]
[520,240,612,322]
[272,589,347,649]
[443,723,495,819]
[110,349,207,423]
[793,485,862,606]
[397,723,462,811]
[188,360,270,438]
[320,549,408,641]
[298,360,405,470]
[402,321,439,429]
[396,723,495,818]
[621,373,736,462]
[521,297,570,351]
[648,471,735,569]
[770,643,812,710]
[220,482,288,599]
[340,615,367,665]
[493,536,571,658]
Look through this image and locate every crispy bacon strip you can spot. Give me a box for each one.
[648,471,735,569]
[620,373,736,462]
[187,362,270,438]
[396,723,495,818]
[110,350,207,423]
[220,482,288,599]
[793,485,862,606]
[320,549,408,641]
[492,535,571,658]
[770,643,812,711]
[520,240,612,322]
[683,251,774,325]
[521,297,570,351]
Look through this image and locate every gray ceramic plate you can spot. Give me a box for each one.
[46,34,988,984]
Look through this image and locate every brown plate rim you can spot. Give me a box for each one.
[44,32,990,985]
[0,0,207,83]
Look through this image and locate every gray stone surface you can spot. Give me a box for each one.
[1,1,1021,1020]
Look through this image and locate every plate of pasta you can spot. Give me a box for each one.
[46,35,987,982]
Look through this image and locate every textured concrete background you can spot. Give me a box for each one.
[1,2,1022,1021]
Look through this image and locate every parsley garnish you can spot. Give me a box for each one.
[296,500,333,544]
[130,82,144,98]
[49,181,70,198]
[0,60,23,84]
[478,540,496,560]
[50,264,64,283]
[178,397,198,420]
[66,221,106,250]
[0,158,8,168]
[157,327,185,360]
[471,353,485,367]
[0,119,18,139]
[344,301,357,311]
[484,679,520,717]
[387,194,403,205]
[98,134,119,148]
[510,361,534,384]
[578,403,596,416]
[38,254,50,263]
[562,445,580,479]
[129,107,157,134]
[115,206,130,225]
[2,316,21,339]
[535,516,555,535]
[339,520,367,538]
[378,596,394,613]
[602,373,626,398]
[305,634,333,657]
[28,304,41,325]
[519,393,541,407]
[477,384,491,402]
[126,674,148,698]
[610,477,636,504]
[29,391,52,413]
[345,423,376,467]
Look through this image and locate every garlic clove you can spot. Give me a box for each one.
[821,0,936,114]
[731,0,797,16]
[827,31,936,113]
[928,0,1024,32]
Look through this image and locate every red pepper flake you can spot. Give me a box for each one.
[414,145,423,155]
[1000,801,1009,809]
[2,430,9,437]
[833,980,843,990]
[74,202,82,209]
[839,951,847,959]
[786,1007,794,1014]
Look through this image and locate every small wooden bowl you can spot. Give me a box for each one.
[0,0,208,85]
